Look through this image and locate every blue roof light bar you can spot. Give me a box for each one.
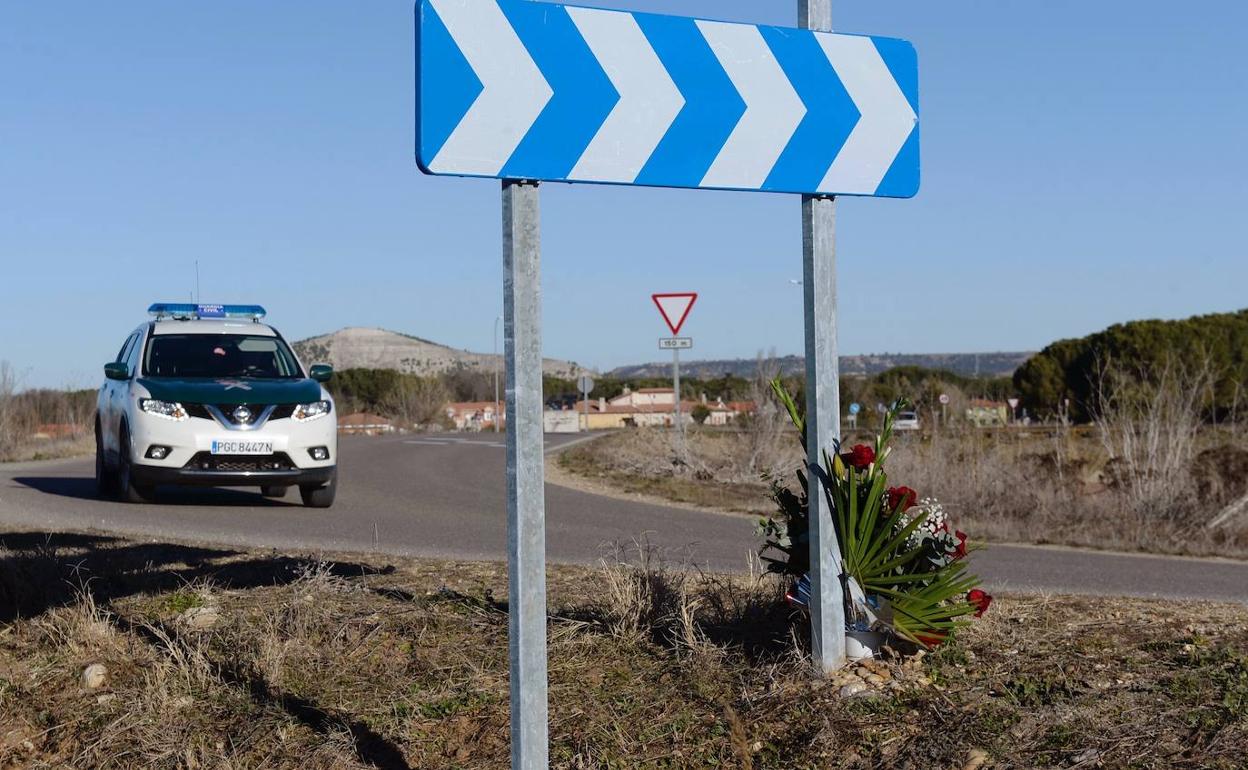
[148,303,267,320]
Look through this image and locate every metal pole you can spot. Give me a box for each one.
[672,347,681,434]
[502,179,548,769]
[800,0,846,677]
[494,315,501,433]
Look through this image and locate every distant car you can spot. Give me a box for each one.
[893,411,921,431]
[95,303,338,507]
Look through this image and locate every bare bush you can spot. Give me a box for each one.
[1092,355,1213,519]
[381,375,451,430]
[736,351,787,477]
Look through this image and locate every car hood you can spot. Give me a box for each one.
[136,377,324,406]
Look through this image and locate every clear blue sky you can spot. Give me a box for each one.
[3,1,1245,388]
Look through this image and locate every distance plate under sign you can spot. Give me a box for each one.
[659,337,693,350]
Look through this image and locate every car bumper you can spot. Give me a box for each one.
[130,462,336,488]
[129,410,337,474]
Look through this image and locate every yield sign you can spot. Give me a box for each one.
[652,293,697,335]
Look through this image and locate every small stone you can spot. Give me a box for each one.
[917,677,933,687]
[750,741,762,753]
[181,606,220,630]
[839,681,866,697]
[854,666,872,679]
[81,663,108,690]
[963,748,989,770]
[96,693,116,705]
[866,675,885,686]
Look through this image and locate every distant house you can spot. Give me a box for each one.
[447,401,503,431]
[571,387,754,429]
[965,400,1009,427]
[338,413,396,436]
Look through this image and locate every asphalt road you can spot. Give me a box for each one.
[2,434,1245,603]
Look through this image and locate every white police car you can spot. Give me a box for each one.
[95,304,338,507]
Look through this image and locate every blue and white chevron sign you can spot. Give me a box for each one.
[416,0,919,197]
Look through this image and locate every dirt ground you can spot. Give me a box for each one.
[2,531,1245,769]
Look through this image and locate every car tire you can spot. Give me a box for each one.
[299,471,336,508]
[261,485,288,499]
[94,424,117,498]
[116,424,155,504]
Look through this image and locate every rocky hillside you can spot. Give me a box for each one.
[293,327,583,378]
[609,351,1034,380]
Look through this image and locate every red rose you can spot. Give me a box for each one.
[953,530,968,560]
[887,486,917,512]
[967,588,992,618]
[843,444,875,470]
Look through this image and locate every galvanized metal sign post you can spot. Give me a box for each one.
[577,374,594,432]
[502,179,547,769]
[799,0,846,678]
[416,0,918,763]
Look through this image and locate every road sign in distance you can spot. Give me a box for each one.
[652,293,697,335]
[848,402,860,415]
[659,337,693,350]
[1007,398,1020,409]
[938,393,949,405]
[578,375,595,394]
[415,0,919,198]
[876,402,886,414]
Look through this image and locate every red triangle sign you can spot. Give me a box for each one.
[651,293,697,336]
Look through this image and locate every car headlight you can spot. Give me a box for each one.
[292,400,332,422]
[139,398,188,421]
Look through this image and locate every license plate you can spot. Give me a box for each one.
[210,440,273,455]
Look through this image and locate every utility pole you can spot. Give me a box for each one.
[799,0,847,675]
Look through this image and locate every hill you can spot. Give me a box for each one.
[608,351,1033,380]
[293,327,583,378]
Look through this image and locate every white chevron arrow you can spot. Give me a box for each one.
[566,7,685,183]
[427,0,552,176]
[816,35,916,195]
[696,21,806,190]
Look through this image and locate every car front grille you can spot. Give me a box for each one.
[183,403,297,426]
[184,452,296,473]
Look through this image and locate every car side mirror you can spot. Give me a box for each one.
[104,362,130,381]
[309,363,333,383]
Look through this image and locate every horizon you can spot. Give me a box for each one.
[4,1,1247,387]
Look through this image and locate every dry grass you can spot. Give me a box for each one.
[560,425,1248,559]
[2,532,1246,769]
[558,427,800,515]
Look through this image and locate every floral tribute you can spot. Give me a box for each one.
[758,386,991,648]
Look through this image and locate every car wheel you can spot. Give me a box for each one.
[260,485,288,499]
[94,424,117,498]
[299,471,336,508]
[116,424,155,504]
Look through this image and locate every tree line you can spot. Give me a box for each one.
[1013,308,1248,422]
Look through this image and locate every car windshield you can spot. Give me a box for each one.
[144,334,302,379]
